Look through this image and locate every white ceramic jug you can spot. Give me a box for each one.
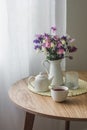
[42,60,63,86]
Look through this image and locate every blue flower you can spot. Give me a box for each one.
[34,45,41,50]
[33,39,40,44]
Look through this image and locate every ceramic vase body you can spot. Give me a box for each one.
[42,60,63,86]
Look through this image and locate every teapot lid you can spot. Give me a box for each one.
[36,72,48,79]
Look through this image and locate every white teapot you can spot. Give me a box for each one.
[28,72,53,92]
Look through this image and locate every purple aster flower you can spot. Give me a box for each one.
[44,33,50,40]
[44,33,50,37]
[61,36,67,41]
[35,34,44,41]
[34,45,41,50]
[51,26,57,32]
[68,46,77,53]
[33,39,40,44]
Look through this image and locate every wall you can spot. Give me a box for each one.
[66,0,87,71]
[66,0,87,130]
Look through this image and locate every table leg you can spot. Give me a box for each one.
[65,120,70,130]
[24,112,35,130]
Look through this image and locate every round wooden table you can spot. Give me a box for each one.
[8,72,87,130]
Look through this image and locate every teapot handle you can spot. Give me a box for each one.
[28,76,35,88]
[41,59,50,75]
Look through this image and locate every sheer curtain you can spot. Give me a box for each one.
[0,0,66,130]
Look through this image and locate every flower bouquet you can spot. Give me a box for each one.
[33,27,77,61]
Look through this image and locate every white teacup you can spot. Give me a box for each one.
[51,86,69,102]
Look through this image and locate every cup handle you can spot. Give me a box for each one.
[41,59,50,75]
[28,76,35,88]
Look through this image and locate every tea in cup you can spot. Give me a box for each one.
[51,86,69,102]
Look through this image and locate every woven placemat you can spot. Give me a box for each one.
[28,79,87,97]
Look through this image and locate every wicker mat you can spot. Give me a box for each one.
[28,79,87,97]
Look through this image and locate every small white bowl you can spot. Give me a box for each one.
[51,86,69,102]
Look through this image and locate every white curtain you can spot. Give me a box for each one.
[0,0,66,130]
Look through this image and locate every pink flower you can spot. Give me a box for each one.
[45,42,51,48]
[53,35,59,40]
[45,38,51,43]
[68,38,75,43]
[58,49,65,54]
[57,43,62,48]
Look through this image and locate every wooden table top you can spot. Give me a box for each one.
[8,72,87,121]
